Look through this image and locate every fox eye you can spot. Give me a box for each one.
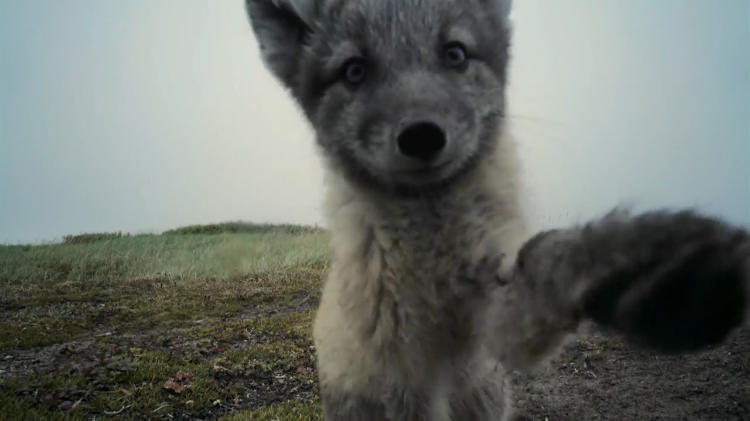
[341,58,368,86]
[444,42,468,71]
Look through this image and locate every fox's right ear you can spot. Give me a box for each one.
[244,0,316,89]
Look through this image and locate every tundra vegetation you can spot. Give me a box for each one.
[0,222,747,420]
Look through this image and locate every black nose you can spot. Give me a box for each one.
[396,121,447,162]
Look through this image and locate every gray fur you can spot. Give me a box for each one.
[245,0,513,197]
[242,1,750,419]
[320,386,386,420]
[512,208,750,355]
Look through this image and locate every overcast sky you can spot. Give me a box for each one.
[1,0,748,243]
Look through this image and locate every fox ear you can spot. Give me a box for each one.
[244,0,316,89]
[486,0,513,36]
[499,0,512,18]
[485,0,512,22]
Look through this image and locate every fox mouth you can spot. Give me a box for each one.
[398,160,453,175]
[392,159,459,186]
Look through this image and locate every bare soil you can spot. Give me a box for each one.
[2,289,748,420]
[512,327,750,421]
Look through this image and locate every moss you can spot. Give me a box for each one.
[194,311,315,344]
[219,400,324,420]
[12,292,109,307]
[0,318,90,350]
[1,308,320,419]
[0,391,82,421]
[4,348,246,419]
[0,273,319,350]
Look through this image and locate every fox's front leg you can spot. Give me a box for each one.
[515,208,750,355]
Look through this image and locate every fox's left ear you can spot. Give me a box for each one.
[498,0,513,20]
[483,0,512,20]
[244,0,316,90]
[483,0,513,35]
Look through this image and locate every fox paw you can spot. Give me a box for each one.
[579,209,750,354]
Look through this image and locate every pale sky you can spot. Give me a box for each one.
[1,0,748,243]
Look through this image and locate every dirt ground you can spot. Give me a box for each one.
[511,327,750,421]
[2,292,748,420]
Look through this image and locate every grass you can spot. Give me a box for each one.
[0,225,330,420]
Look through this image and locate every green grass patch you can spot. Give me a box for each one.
[1,230,330,288]
[219,400,324,420]
[0,228,328,419]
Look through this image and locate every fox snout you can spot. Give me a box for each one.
[396,120,448,163]
[384,114,468,187]
[375,103,480,189]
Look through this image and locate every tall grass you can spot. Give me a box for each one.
[0,229,331,291]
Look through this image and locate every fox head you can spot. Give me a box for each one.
[244,0,514,196]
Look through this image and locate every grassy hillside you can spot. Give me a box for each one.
[0,224,330,420]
